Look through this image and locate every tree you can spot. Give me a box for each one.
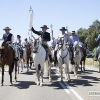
[77,20,100,50]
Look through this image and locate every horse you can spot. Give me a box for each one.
[80,42,87,71]
[0,42,18,86]
[57,37,70,82]
[50,46,58,66]
[31,36,51,86]
[25,44,33,70]
[73,41,82,78]
[97,47,100,73]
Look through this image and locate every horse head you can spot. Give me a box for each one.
[57,37,64,50]
[73,41,80,56]
[32,36,42,53]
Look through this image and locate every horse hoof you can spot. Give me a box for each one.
[21,70,23,72]
[1,83,3,86]
[37,82,40,86]
[15,79,17,82]
[49,78,52,82]
[75,75,78,79]
[40,83,43,87]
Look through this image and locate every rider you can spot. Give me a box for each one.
[0,27,18,61]
[22,38,30,47]
[55,27,70,53]
[51,37,56,48]
[31,25,53,62]
[94,34,100,61]
[16,35,21,45]
[69,31,79,63]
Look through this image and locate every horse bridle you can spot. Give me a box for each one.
[57,37,67,51]
[33,39,41,53]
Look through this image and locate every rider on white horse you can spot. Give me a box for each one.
[69,31,79,64]
[31,25,53,62]
[55,27,70,50]
[0,27,18,61]
[94,34,100,61]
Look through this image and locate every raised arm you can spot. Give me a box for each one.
[31,27,41,36]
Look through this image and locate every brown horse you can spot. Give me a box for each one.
[25,44,33,70]
[0,43,17,86]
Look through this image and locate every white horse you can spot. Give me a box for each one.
[57,37,70,82]
[73,41,82,78]
[31,36,51,86]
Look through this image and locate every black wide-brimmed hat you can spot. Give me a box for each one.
[72,31,75,34]
[3,27,11,30]
[60,27,67,31]
[40,25,49,29]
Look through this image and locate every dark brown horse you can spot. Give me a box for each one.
[0,43,17,86]
[80,42,87,71]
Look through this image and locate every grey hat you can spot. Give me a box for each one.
[40,25,49,29]
[3,27,11,30]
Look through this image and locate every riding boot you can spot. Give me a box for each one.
[49,55,53,62]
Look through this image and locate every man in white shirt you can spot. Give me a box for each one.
[22,38,30,47]
[0,27,18,61]
[16,35,21,45]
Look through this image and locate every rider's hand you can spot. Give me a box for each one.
[95,38,97,41]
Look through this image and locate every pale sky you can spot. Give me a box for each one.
[0,0,100,44]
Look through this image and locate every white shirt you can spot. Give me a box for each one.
[22,41,29,47]
[78,41,83,47]
[0,33,14,42]
[51,40,56,47]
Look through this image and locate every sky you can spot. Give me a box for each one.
[0,0,100,44]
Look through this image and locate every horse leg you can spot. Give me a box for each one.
[9,65,12,85]
[80,60,82,72]
[40,64,44,86]
[14,62,17,82]
[36,68,40,86]
[65,62,70,82]
[1,65,4,86]
[60,64,63,82]
[83,60,85,71]
[99,60,100,73]
[75,64,78,79]
[48,62,52,82]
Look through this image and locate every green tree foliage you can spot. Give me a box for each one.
[77,20,100,50]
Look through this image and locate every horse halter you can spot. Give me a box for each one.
[32,39,41,53]
[74,44,79,55]
[57,37,66,51]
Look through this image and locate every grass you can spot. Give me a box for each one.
[85,58,98,68]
